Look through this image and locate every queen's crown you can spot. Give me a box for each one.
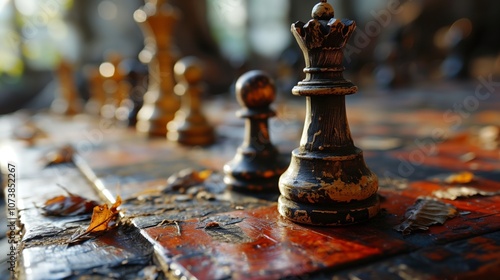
[291,1,357,96]
[292,0,356,50]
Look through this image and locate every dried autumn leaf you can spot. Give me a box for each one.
[137,266,159,280]
[203,221,221,229]
[478,125,499,150]
[197,216,245,229]
[444,171,474,184]
[42,144,75,166]
[12,120,46,144]
[379,176,409,190]
[394,197,458,235]
[434,187,500,200]
[163,168,213,193]
[69,196,121,243]
[85,196,122,232]
[42,185,99,216]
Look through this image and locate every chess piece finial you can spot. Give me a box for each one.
[167,57,215,145]
[135,0,181,137]
[51,60,82,115]
[223,70,288,193]
[312,0,334,19]
[278,1,380,225]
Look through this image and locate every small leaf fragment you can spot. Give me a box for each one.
[444,171,474,184]
[137,265,159,280]
[12,120,46,144]
[69,196,122,243]
[434,187,500,200]
[394,197,458,235]
[204,221,221,229]
[163,168,214,193]
[478,125,499,150]
[42,186,99,216]
[42,144,75,166]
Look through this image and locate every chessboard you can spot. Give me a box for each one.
[2,80,500,279]
[1,0,500,279]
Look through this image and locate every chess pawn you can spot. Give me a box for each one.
[278,0,380,226]
[51,60,82,115]
[167,57,215,145]
[135,0,180,137]
[223,70,288,193]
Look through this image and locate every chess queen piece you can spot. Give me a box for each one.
[135,0,180,136]
[278,0,379,225]
[51,60,82,115]
[224,71,288,193]
[167,57,215,145]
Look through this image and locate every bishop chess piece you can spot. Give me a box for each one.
[224,70,288,193]
[51,60,82,115]
[167,57,215,146]
[135,0,181,137]
[278,0,380,225]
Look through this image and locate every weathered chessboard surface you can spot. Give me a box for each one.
[2,83,500,279]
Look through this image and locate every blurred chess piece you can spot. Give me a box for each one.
[135,0,181,136]
[167,57,215,146]
[99,53,133,124]
[168,0,235,94]
[108,53,128,106]
[223,70,288,193]
[125,60,149,126]
[278,1,379,226]
[85,66,106,116]
[51,60,83,115]
[437,18,473,79]
[114,80,134,124]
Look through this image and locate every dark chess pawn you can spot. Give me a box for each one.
[223,70,288,194]
[167,57,215,146]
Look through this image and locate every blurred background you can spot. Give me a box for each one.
[1,0,500,114]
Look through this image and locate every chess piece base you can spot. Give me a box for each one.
[224,154,288,193]
[136,120,168,137]
[278,194,380,226]
[166,126,215,146]
[136,102,177,137]
[278,147,379,225]
[51,98,82,116]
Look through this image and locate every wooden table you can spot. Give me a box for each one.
[2,82,500,279]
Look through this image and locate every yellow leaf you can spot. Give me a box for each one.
[197,170,212,181]
[83,196,121,234]
[68,196,122,244]
[111,195,122,212]
[445,171,474,184]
